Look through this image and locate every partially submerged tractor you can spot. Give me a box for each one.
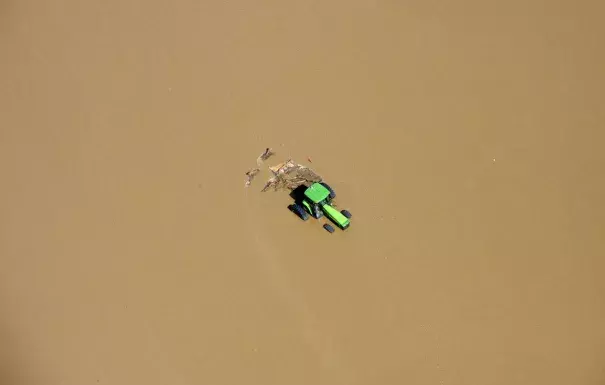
[288,182,352,233]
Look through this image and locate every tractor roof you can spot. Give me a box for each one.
[304,183,330,203]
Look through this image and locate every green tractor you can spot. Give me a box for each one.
[288,182,352,233]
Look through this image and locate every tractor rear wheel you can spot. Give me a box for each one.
[320,182,336,199]
[289,204,309,221]
[341,209,352,219]
[323,224,335,233]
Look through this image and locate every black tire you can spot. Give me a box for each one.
[341,209,352,219]
[289,204,309,221]
[320,182,336,199]
[323,224,335,233]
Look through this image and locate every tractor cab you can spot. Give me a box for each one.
[301,183,331,219]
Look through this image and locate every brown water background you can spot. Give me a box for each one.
[1,1,604,384]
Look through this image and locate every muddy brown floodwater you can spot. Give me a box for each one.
[1,1,604,384]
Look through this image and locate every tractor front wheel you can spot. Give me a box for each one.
[341,209,352,219]
[323,224,335,233]
[289,204,309,221]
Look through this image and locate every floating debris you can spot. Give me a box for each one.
[262,159,322,192]
[256,147,275,165]
[244,168,260,187]
[245,149,323,192]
